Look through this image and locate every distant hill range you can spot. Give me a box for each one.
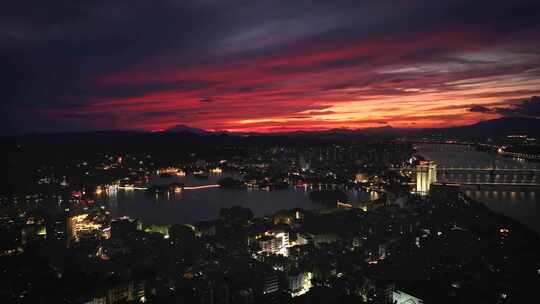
[420,117,540,139]
[166,124,213,135]
[4,117,540,144]
[256,117,540,140]
[171,117,539,140]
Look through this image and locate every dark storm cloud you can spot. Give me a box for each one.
[1,0,540,133]
[94,80,220,100]
[469,105,493,113]
[468,96,540,118]
[495,96,540,117]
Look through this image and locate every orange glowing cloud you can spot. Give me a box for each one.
[16,2,540,134]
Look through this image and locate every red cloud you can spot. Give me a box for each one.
[48,27,540,132]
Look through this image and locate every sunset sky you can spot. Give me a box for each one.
[2,0,540,134]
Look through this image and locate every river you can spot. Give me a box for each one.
[416,143,540,235]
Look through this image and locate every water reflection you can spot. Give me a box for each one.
[418,144,540,235]
[96,173,371,225]
[416,144,540,170]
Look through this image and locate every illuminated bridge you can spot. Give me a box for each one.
[436,167,540,186]
[397,166,540,192]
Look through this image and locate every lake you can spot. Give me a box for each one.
[96,173,371,225]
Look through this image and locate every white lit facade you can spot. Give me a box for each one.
[259,231,290,255]
[416,161,437,196]
[393,290,423,304]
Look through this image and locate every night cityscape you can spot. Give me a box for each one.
[2,1,540,304]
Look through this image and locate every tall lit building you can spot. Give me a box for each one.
[67,213,103,246]
[258,230,290,255]
[416,160,437,196]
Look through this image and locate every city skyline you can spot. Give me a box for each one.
[2,3,540,300]
[2,0,540,134]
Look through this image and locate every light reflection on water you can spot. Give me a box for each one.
[464,189,539,234]
[417,144,540,235]
[416,143,540,170]
[97,172,371,225]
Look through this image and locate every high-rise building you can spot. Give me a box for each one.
[258,231,290,255]
[262,272,280,295]
[416,161,437,196]
[46,211,69,247]
[67,213,103,246]
[393,290,423,304]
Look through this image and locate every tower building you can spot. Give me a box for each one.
[416,160,437,196]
